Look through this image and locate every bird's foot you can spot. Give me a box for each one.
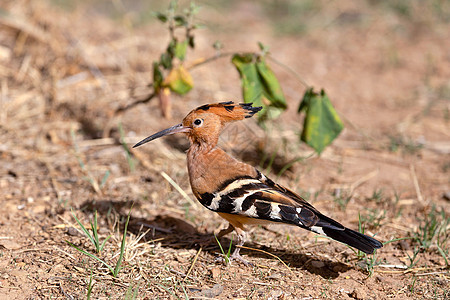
[230,251,253,266]
[215,251,253,266]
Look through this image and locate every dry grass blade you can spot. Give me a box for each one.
[183,247,202,282]
[236,245,292,273]
[410,164,424,204]
[0,11,52,44]
[160,171,200,209]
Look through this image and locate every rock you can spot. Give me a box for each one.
[311,260,325,268]
[268,289,283,299]
[350,287,367,300]
[267,273,282,280]
[196,284,223,298]
[399,239,410,250]
[210,267,221,280]
[66,227,79,236]
[443,191,450,201]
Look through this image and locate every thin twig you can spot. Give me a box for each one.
[415,271,449,276]
[378,264,408,269]
[114,92,156,116]
[187,52,233,70]
[267,55,310,88]
[53,246,76,261]
[114,51,233,116]
[349,169,379,194]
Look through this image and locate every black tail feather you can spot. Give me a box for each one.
[321,226,383,254]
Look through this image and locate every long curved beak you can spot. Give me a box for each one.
[133,123,190,148]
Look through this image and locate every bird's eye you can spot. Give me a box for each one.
[193,119,203,127]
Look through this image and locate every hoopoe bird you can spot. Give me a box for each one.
[134,102,382,264]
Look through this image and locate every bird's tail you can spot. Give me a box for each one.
[311,215,383,254]
[320,226,383,254]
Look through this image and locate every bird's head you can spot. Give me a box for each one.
[133,102,262,148]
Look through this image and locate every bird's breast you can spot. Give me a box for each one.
[186,146,257,198]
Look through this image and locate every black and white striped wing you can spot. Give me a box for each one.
[198,171,383,254]
[198,172,340,231]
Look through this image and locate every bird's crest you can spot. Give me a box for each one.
[194,101,262,122]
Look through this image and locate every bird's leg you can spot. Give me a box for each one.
[214,215,253,265]
[197,223,234,248]
[217,223,234,238]
[229,229,252,266]
[214,225,252,266]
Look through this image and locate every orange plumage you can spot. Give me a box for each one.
[134,102,382,264]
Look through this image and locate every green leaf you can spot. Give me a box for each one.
[154,12,167,23]
[168,0,177,12]
[298,88,344,154]
[174,40,188,61]
[163,66,193,95]
[213,40,223,50]
[188,35,195,48]
[232,54,262,103]
[256,59,287,109]
[174,15,187,26]
[298,87,314,113]
[166,39,176,58]
[153,62,163,91]
[160,52,172,69]
[232,54,287,122]
[189,2,201,15]
[257,42,270,55]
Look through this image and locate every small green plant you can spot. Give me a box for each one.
[361,208,386,229]
[414,206,448,250]
[67,209,132,277]
[333,191,352,211]
[183,203,195,223]
[413,206,449,266]
[409,276,417,294]
[357,249,383,277]
[214,234,233,264]
[368,188,384,203]
[150,1,199,118]
[86,271,94,300]
[124,282,140,300]
[71,129,110,194]
[354,214,382,276]
[406,246,421,268]
[157,278,189,300]
[118,1,345,156]
[71,210,111,254]
[388,135,423,155]
[119,122,136,172]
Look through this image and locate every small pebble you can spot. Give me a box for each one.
[211,267,220,279]
[443,191,450,201]
[66,227,79,236]
[350,288,367,300]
